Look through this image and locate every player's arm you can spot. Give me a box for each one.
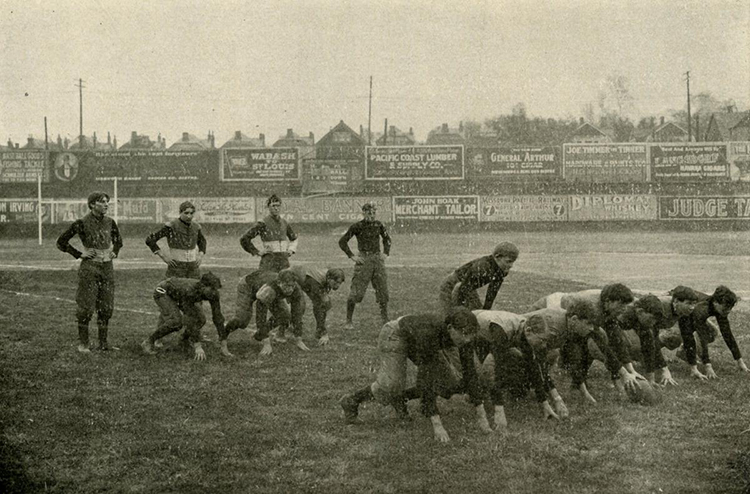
[678,316,707,379]
[380,223,392,256]
[285,223,298,255]
[338,224,357,258]
[588,329,638,392]
[207,292,225,338]
[518,335,561,420]
[240,223,263,256]
[110,220,123,258]
[145,225,175,265]
[457,342,492,434]
[483,278,503,310]
[56,220,84,259]
[196,228,207,265]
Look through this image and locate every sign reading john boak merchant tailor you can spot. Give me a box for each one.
[365,145,464,180]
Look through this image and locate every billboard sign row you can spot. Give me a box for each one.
[365,145,464,180]
[563,144,648,183]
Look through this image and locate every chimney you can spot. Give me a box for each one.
[64,137,70,149]
[182,132,189,142]
[259,133,265,146]
[27,136,34,147]
[695,114,700,142]
[409,127,414,136]
[210,131,215,148]
[287,128,294,138]
[15,143,19,149]
[113,136,118,148]
[389,125,395,135]
[107,131,111,145]
[234,130,242,140]
[7,139,12,148]
[93,132,97,148]
[309,132,314,143]
[359,125,364,138]
[442,123,449,133]
[459,121,464,132]
[57,135,63,148]
[660,116,665,125]
[579,117,585,125]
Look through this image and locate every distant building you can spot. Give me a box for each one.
[220,130,266,149]
[426,122,466,145]
[630,117,688,142]
[567,119,613,143]
[273,128,314,148]
[69,132,116,151]
[704,111,750,141]
[22,135,62,150]
[169,131,215,151]
[375,125,416,146]
[315,120,366,159]
[119,131,165,150]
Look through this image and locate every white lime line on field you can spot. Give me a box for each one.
[0,289,158,315]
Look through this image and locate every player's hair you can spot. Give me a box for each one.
[267,194,282,206]
[524,314,549,340]
[600,283,634,305]
[492,242,519,261]
[179,201,196,213]
[199,271,222,290]
[87,191,110,209]
[711,285,738,309]
[361,202,377,212]
[445,307,479,335]
[565,300,598,322]
[633,295,664,318]
[669,285,701,303]
[326,268,345,283]
[277,269,297,284]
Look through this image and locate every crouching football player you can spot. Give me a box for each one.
[141,272,224,361]
[219,268,307,357]
[289,265,345,346]
[339,308,490,443]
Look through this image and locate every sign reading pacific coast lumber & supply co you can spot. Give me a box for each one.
[659,196,750,220]
[365,145,464,180]
[393,196,479,221]
[221,148,299,181]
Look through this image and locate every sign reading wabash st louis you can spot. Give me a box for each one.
[221,148,299,181]
[365,145,464,180]
[394,196,479,221]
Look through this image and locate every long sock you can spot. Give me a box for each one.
[346,300,356,323]
[379,302,389,324]
[97,323,109,345]
[352,385,373,404]
[78,323,90,346]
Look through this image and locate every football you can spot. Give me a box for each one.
[626,379,660,406]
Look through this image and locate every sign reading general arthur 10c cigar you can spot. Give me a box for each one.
[651,143,730,182]
[221,148,299,181]
[365,145,464,180]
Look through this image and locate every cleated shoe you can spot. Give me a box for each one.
[141,339,157,355]
[343,322,355,331]
[77,344,91,354]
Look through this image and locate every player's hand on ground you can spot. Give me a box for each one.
[621,372,638,393]
[291,337,310,352]
[705,364,718,379]
[658,368,678,386]
[475,405,492,433]
[691,367,708,380]
[737,358,750,373]
[220,340,234,358]
[433,427,450,443]
[493,406,508,430]
[352,255,364,265]
[380,253,388,261]
[260,338,273,356]
[553,398,569,419]
[193,344,206,361]
[318,334,329,346]
[542,401,560,421]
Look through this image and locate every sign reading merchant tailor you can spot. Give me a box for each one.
[365,145,464,180]
[659,196,750,219]
[393,196,479,221]
[650,143,730,182]
[469,147,560,180]
[221,148,299,181]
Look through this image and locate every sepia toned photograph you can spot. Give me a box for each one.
[1,1,749,492]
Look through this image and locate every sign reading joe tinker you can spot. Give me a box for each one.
[221,148,299,181]
[393,196,479,221]
[365,145,464,180]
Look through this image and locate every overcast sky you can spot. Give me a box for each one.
[1,0,748,146]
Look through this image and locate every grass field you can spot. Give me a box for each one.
[2,230,750,493]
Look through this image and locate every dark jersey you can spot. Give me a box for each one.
[339,219,391,257]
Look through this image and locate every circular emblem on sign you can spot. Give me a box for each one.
[54,153,79,181]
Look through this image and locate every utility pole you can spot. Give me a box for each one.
[685,71,692,142]
[44,117,48,150]
[75,78,86,146]
[367,76,373,145]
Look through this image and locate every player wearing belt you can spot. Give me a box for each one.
[141,272,224,361]
[339,308,488,443]
[145,201,206,279]
[438,242,518,315]
[240,194,298,272]
[289,265,346,346]
[339,202,391,330]
[219,269,307,357]
[57,191,123,353]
